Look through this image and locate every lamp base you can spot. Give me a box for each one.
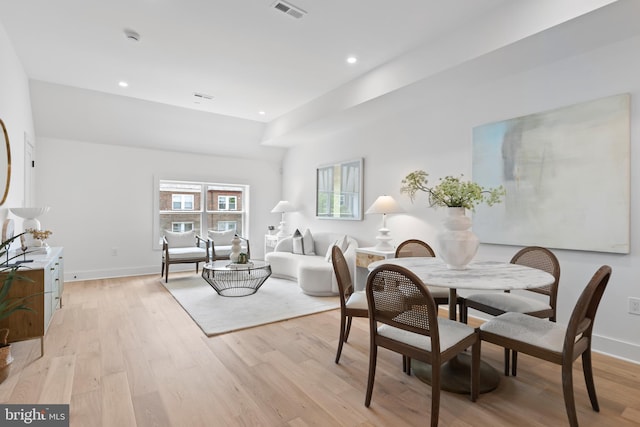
[374,228,394,251]
[276,221,288,238]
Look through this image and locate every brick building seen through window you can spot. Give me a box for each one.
[159,181,247,237]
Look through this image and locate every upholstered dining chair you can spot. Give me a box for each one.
[479,265,611,427]
[462,245,561,375]
[161,230,209,283]
[365,264,479,427]
[331,245,368,364]
[395,239,463,373]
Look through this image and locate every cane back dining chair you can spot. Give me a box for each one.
[395,239,465,374]
[365,264,479,427]
[331,245,368,364]
[395,239,465,316]
[479,265,611,427]
[161,230,209,283]
[462,245,561,375]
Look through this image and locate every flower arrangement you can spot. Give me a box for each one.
[401,170,506,211]
[26,229,52,241]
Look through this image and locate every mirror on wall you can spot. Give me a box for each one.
[0,119,10,206]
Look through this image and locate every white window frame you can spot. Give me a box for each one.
[218,195,237,211]
[172,222,194,232]
[153,177,249,250]
[172,194,194,210]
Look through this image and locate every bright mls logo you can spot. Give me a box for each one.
[1,405,69,426]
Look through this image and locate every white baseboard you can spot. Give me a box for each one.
[64,264,195,282]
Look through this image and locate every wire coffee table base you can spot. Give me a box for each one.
[202,261,272,297]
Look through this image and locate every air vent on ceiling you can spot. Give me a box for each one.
[272,1,307,19]
[193,92,214,101]
[193,92,213,104]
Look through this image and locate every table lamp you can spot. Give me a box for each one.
[365,195,404,250]
[271,201,296,238]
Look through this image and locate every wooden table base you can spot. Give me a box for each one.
[411,353,500,394]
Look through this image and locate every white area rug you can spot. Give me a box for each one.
[161,276,340,336]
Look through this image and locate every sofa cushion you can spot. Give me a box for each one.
[324,235,349,262]
[302,229,315,255]
[293,229,304,254]
[165,230,197,248]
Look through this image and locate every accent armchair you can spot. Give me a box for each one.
[161,230,209,283]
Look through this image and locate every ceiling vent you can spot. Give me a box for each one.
[272,1,307,19]
[193,92,214,103]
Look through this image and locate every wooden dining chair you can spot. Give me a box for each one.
[395,239,465,374]
[479,265,611,427]
[331,245,368,364]
[462,246,560,375]
[365,264,479,427]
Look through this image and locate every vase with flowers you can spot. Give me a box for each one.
[401,171,505,269]
[26,229,52,253]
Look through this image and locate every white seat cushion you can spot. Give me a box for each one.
[480,312,566,352]
[166,247,207,260]
[465,292,551,313]
[345,291,368,310]
[378,318,475,352]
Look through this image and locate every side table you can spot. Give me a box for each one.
[354,247,396,291]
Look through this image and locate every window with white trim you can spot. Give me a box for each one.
[172,222,194,232]
[218,195,237,211]
[156,180,248,246]
[172,194,194,210]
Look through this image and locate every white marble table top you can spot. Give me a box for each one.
[367,257,554,291]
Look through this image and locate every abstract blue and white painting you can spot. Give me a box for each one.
[472,94,630,253]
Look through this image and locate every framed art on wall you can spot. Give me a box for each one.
[316,158,363,220]
[472,93,630,254]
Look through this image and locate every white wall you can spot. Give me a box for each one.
[35,138,283,280]
[0,21,34,214]
[279,29,640,360]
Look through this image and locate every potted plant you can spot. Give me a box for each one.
[401,171,506,269]
[400,171,505,211]
[0,232,38,383]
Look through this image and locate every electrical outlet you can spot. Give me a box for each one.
[111,247,118,256]
[629,297,640,315]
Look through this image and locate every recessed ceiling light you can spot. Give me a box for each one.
[118,81,129,87]
[259,111,266,116]
[346,56,357,64]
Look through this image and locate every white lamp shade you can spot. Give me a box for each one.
[365,196,404,215]
[271,200,296,213]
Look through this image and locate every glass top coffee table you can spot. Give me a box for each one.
[202,260,272,297]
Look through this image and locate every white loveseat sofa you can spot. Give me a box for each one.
[265,232,358,296]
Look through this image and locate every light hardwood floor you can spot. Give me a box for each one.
[1,272,639,426]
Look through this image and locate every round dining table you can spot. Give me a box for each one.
[367,256,555,393]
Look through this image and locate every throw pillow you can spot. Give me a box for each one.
[164,230,197,248]
[325,244,334,262]
[208,229,235,245]
[337,235,350,252]
[302,229,315,255]
[292,229,304,255]
[325,235,349,262]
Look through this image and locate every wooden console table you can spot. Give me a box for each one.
[0,246,64,356]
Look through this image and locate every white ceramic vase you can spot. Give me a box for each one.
[437,207,479,270]
[229,235,241,263]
